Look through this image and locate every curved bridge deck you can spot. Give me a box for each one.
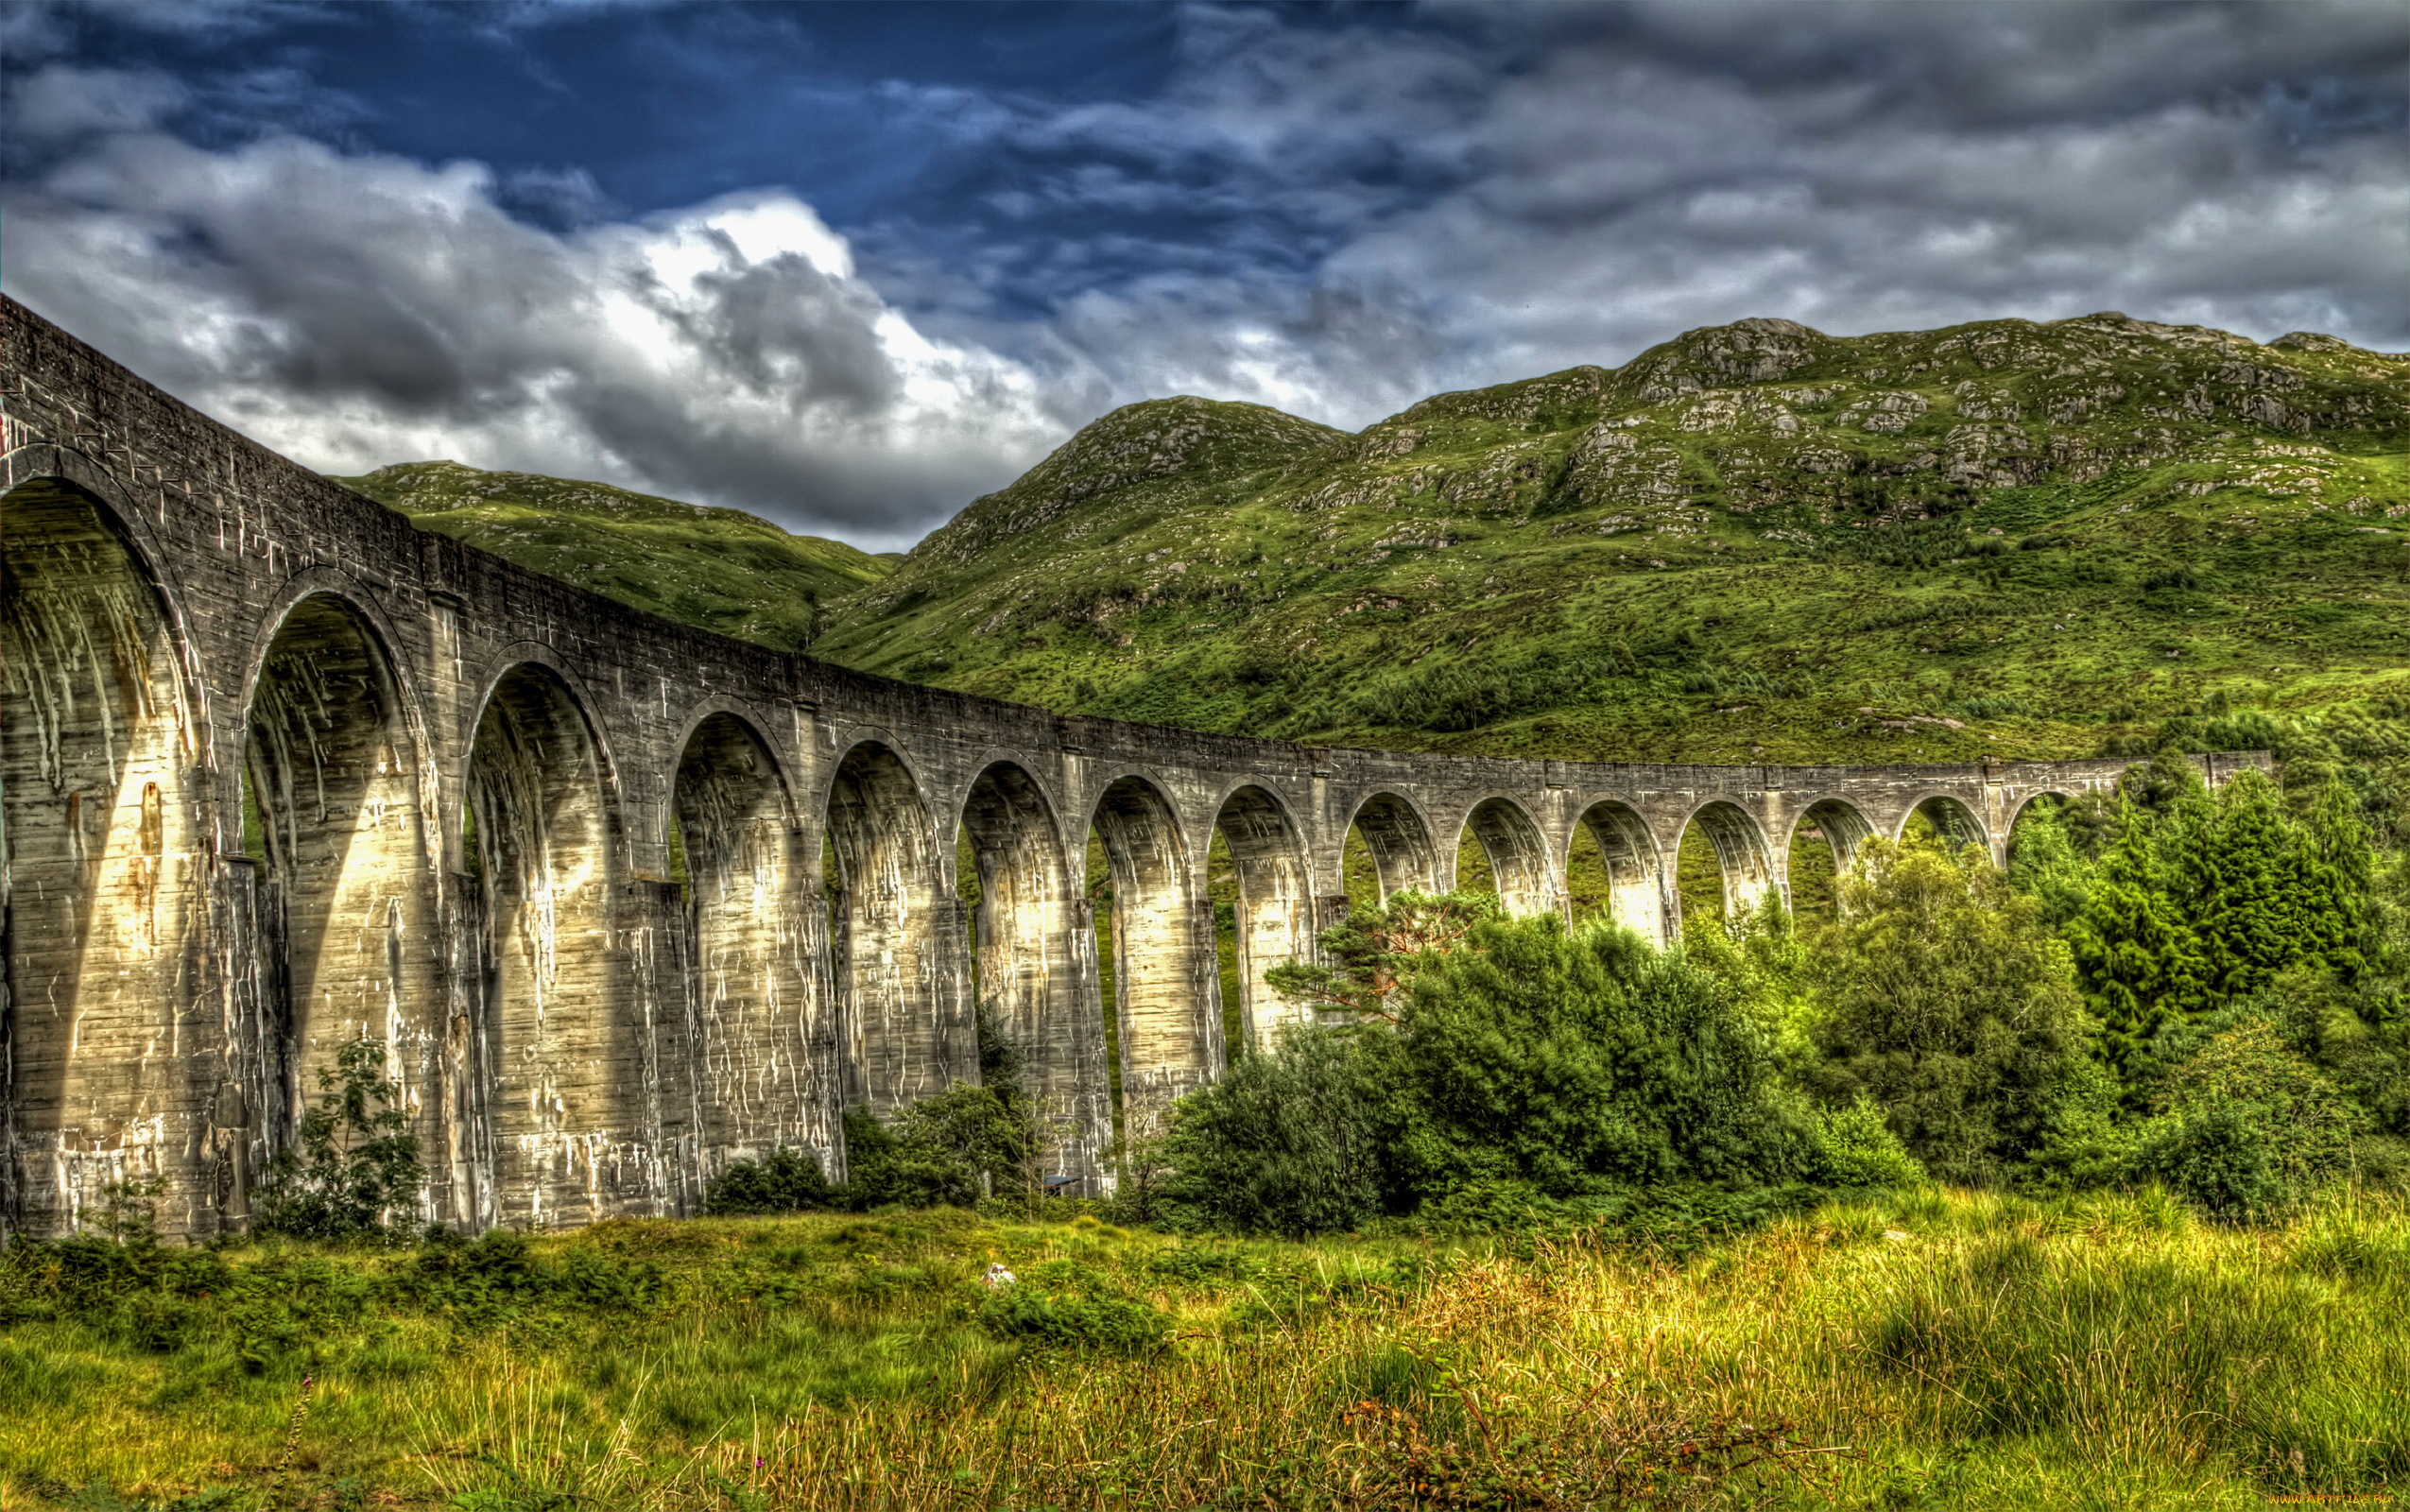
[0,299,2265,1236]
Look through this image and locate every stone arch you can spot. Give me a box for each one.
[2007,789,2074,833]
[1676,799,1779,929]
[821,739,970,1116]
[1784,795,1876,922]
[463,661,631,1228]
[960,761,1107,1189]
[1089,773,1217,1140]
[1902,793,1990,852]
[1457,796,1559,917]
[1571,799,1669,944]
[1343,791,1440,902]
[240,589,448,1224]
[1212,784,1317,1047]
[673,711,835,1187]
[2,474,211,1237]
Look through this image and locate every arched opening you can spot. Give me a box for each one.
[1457,798,1558,917]
[1786,798,1875,924]
[1345,792,1438,906]
[960,764,1106,1192]
[2,480,207,1236]
[243,593,443,1224]
[1570,800,1668,943]
[2006,792,2074,863]
[1905,795,1989,854]
[465,663,626,1228]
[674,713,833,1188]
[1674,801,1777,935]
[1089,777,1215,1143]
[1212,786,1315,1049]
[823,742,968,1117]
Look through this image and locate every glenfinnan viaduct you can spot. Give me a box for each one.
[1,299,2264,1238]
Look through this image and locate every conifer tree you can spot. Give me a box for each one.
[2192,770,2306,1003]
[2065,799,2206,1071]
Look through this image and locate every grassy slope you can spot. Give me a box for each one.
[332,461,900,653]
[6,1191,2403,1508]
[812,316,2408,765]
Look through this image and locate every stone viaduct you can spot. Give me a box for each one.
[0,299,2266,1239]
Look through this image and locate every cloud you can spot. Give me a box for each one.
[2,1,2401,551]
[2,131,1061,545]
[8,64,189,139]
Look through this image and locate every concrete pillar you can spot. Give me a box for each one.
[1,481,216,1239]
[1093,777,1220,1143]
[962,763,1109,1192]
[674,713,837,1193]
[464,663,630,1228]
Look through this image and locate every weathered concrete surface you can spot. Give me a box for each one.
[0,298,2270,1236]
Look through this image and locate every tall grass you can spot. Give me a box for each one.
[2,1191,2401,1508]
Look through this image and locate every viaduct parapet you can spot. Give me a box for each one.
[0,299,2266,1237]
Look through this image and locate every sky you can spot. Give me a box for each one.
[3,2,2402,549]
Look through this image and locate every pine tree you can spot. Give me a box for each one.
[2065,799,2207,1072]
[2192,770,2305,1003]
[2292,779,2371,983]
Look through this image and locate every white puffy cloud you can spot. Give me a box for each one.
[3,129,1063,544]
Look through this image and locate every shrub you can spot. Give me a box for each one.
[1159,1024,1400,1238]
[254,1040,423,1243]
[1396,916,1810,1199]
[2129,1102,2284,1221]
[978,1286,1169,1355]
[704,1147,840,1215]
[1809,834,2089,1185]
[1811,1096,1928,1189]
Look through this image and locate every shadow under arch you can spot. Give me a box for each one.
[1459,797,1559,918]
[1213,784,1316,1048]
[823,739,970,1117]
[1090,773,1217,1142]
[674,712,836,1194]
[960,761,1108,1189]
[1344,791,1440,903]
[1,475,211,1237]
[1572,799,1670,944]
[464,660,635,1228]
[242,590,449,1224]
[1903,793,1990,853]
[1676,800,1778,932]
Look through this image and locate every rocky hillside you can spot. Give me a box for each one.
[809,313,2407,765]
[333,461,898,651]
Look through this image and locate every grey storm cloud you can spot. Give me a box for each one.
[0,1,2401,547]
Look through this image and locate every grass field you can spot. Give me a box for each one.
[5,1186,2403,1509]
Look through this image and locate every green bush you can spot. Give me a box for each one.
[2130,1102,2285,1221]
[1811,1096,1928,1189]
[1809,834,2089,1185]
[1165,900,1812,1236]
[254,1040,424,1243]
[703,1146,840,1215]
[1159,1024,1398,1238]
[1396,915,1809,1198]
[977,1285,1169,1355]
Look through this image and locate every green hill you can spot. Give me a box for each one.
[331,460,899,651]
[811,314,2408,765]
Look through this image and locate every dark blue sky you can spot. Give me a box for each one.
[5,1,2401,545]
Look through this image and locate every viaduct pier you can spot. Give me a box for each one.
[0,299,2263,1237]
